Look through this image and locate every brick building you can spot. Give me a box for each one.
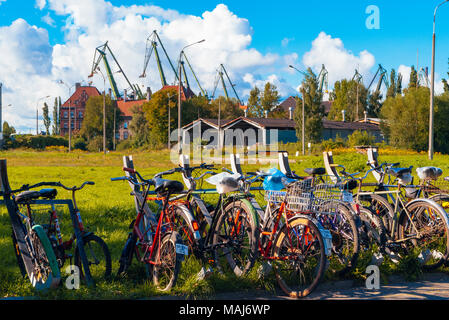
[60,83,101,136]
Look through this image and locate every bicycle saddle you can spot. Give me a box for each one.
[386,167,412,178]
[15,188,57,204]
[416,166,443,181]
[343,179,358,191]
[154,178,184,195]
[304,168,326,176]
[217,177,239,194]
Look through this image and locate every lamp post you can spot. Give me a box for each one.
[36,95,50,135]
[167,93,176,150]
[177,39,206,154]
[429,0,449,160]
[289,65,307,155]
[58,80,76,152]
[94,67,107,154]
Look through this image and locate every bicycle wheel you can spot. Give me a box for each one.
[212,199,259,277]
[398,199,449,270]
[11,230,27,278]
[152,231,183,291]
[358,206,386,251]
[271,216,326,298]
[359,194,394,236]
[75,233,112,282]
[28,225,61,290]
[320,203,359,276]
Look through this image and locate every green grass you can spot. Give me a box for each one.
[1,148,449,299]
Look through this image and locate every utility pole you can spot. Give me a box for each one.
[301,86,305,156]
[0,83,2,147]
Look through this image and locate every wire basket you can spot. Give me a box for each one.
[16,203,69,231]
[422,178,449,194]
[264,190,287,204]
[285,176,345,214]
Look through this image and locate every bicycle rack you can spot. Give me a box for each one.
[367,147,382,183]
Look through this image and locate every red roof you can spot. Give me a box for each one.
[62,85,101,107]
[117,99,146,117]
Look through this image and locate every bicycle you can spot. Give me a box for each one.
[332,162,449,270]
[112,167,187,291]
[1,159,60,290]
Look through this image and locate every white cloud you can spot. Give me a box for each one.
[1,2,299,131]
[35,0,46,10]
[242,73,297,99]
[281,37,294,47]
[302,32,376,87]
[42,13,55,26]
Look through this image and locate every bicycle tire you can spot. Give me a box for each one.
[212,199,259,277]
[358,206,387,251]
[321,203,359,276]
[11,230,27,278]
[271,216,326,298]
[152,231,183,291]
[28,225,61,290]
[117,232,137,276]
[75,233,112,282]
[359,194,395,236]
[398,199,449,270]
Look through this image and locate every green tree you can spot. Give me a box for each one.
[408,66,418,89]
[294,68,324,145]
[261,82,281,114]
[209,96,244,120]
[386,69,397,99]
[367,91,383,117]
[80,94,120,150]
[129,104,151,147]
[442,59,449,94]
[328,79,368,121]
[380,87,429,151]
[2,121,16,138]
[42,102,51,135]
[247,86,262,117]
[52,97,60,135]
[397,73,403,95]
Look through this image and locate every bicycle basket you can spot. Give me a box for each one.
[285,176,344,214]
[423,177,449,194]
[264,190,286,204]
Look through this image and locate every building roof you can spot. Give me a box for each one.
[62,85,101,107]
[182,118,234,130]
[116,99,147,117]
[278,96,332,115]
[323,120,381,131]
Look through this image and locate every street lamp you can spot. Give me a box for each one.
[36,95,50,135]
[167,92,176,150]
[178,39,206,154]
[58,80,76,152]
[289,65,307,155]
[429,0,449,160]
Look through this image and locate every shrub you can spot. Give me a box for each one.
[5,134,68,150]
[347,130,376,147]
[116,139,133,151]
[87,136,103,152]
[73,137,87,151]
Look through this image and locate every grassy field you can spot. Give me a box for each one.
[1,147,449,299]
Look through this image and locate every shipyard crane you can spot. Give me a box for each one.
[178,51,208,98]
[318,64,329,94]
[352,69,363,83]
[140,30,179,87]
[367,64,389,94]
[418,67,430,87]
[89,41,144,100]
[211,64,242,105]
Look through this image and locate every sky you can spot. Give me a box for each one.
[1,0,449,133]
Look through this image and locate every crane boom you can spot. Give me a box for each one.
[318,64,329,93]
[182,51,207,97]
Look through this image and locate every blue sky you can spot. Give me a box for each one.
[1,0,449,132]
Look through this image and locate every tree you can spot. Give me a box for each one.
[247,86,262,117]
[80,94,120,150]
[261,82,281,114]
[328,79,368,121]
[367,91,383,117]
[209,96,244,120]
[380,86,429,151]
[442,59,449,94]
[408,66,418,89]
[294,68,324,145]
[42,102,51,135]
[129,104,151,147]
[397,73,403,95]
[386,69,397,99]
[52,97,60,135]
[3,121,16,138]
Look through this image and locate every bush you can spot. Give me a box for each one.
[4,134,68,150]
[320,135,347,151]
[116,139,133,151]
[87,136,103,152]
[73,137,87,151]
[347,130,376,147]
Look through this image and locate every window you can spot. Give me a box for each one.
[64,122,68,129]
[71,111,74,118]
[124,122,128,129]
[79,111,83,118]
[123,131,128,139]
[64,111,68,118]
[71,122,74,128]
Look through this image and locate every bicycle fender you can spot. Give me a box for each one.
[403,198,449,226]
[289,215,333,257]
[176,204,202,240]
[239,198,260,228]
